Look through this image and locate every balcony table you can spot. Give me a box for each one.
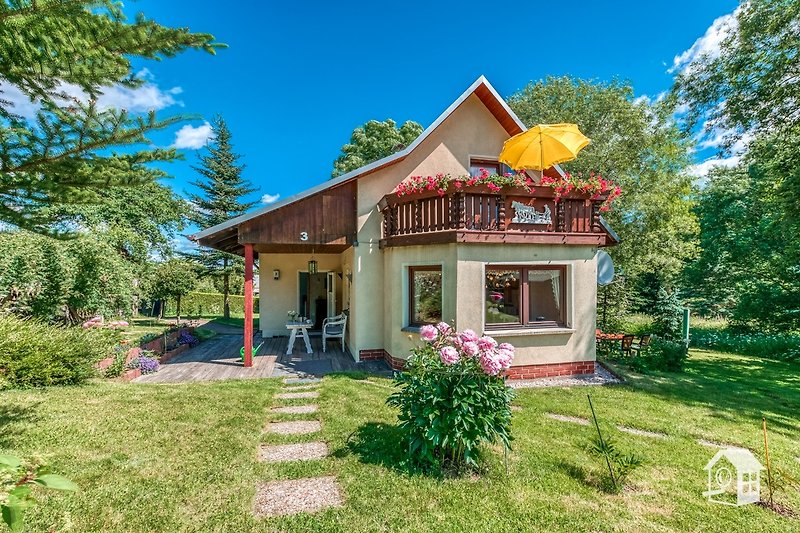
[286,321,313,355]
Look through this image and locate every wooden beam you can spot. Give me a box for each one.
[243,243,254,368]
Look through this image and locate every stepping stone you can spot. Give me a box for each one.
[282,383,320,391]
[271,404,318,414]
[283,377,321,385]
[546,413,590,426]
[253,476,343,517]
[511,405,522,412]
[275,391,319,400]
[265,420,321,435]
[258,442,328,463]
[616,425,668,439]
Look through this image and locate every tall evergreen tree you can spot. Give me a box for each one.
[188,116,256,319]
[0,0,223,235]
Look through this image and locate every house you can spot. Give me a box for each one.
[703,448,764,506]
[190,76,618,378]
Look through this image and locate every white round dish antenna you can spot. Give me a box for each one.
[596,250,615,286]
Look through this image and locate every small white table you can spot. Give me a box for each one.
[286,322,313,355]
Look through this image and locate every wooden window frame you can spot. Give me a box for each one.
[469,157,512,178]
[408,265,443,327]
[484,265,567,330]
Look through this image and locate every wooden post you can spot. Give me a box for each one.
[244,243,254,368]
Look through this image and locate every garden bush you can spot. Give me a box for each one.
[691,327,800,362]
[163,291,259,317]
[387,324,515,473]
[0,314,116,389]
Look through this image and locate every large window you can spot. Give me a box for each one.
[485,265,566,328]
[409,266,442,326]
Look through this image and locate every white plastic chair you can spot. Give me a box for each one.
[322,313,347,353]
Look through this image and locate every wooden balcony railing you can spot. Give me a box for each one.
[377,185,612,248]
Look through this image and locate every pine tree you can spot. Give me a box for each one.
[0,0,223,234]
[188,116,256,319]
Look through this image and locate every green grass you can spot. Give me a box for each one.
[2,351,799,531]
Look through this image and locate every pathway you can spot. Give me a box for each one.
[254,377,344,517]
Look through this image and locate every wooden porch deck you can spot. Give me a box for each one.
[134,332,392,384]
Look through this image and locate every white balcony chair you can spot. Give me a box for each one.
[322,313,347,353]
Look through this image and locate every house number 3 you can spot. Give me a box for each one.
[300,232,309,241]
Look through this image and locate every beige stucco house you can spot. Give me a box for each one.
[191,76,617,378]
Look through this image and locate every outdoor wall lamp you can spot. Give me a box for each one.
[273,269,280,280]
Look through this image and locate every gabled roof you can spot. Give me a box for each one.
[704,448,764,472]
[190,75,528,242]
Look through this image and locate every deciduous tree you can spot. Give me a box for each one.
[332,119,423,178]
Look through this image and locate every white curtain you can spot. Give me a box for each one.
[527,269,561,310]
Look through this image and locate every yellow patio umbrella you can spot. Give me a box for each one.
[499,123,590,171]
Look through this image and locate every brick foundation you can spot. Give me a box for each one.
[358,349,406,371]
[503,360,596,380]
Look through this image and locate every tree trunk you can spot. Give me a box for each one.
[176,295,182,325]
[223,257,230,319]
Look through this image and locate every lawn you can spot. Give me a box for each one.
[2,350,799,531]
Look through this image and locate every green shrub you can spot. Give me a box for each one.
[691,328,800,361]
[163,291,259,317]
[387,325,515,474]
[644,338,689,371]
[0,314,115,389]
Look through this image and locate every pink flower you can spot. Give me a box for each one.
[498,342,515,354]
[460,329,479,343]
[440,346,460,365]
[436,322,452,335]
[496,348,514,369]
[419,325,438,342]
[479,352,503,376]
[477,335,497,351]
[463,341,479,357]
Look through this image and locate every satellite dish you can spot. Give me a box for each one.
[596,250,615,286]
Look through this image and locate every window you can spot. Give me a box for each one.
[485,265,566,328]
[469,158,511,177]
[409,266,442,326]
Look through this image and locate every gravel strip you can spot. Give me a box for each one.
[258,442,328,463]
[284,377,321,385]
[546,413,590,426]
[265,420,321,435]
[616,425,668,439]
[509,364,620,389]
[253,476,343,517]
[271,404,318,414]
[275,391,319,400]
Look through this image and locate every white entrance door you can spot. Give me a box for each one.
[327,272,337,317]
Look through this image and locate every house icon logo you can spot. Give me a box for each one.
[703,448,764,506]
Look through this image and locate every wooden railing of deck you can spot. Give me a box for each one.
[378,185,608,247]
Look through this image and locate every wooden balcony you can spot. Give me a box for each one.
[378,185,616,248]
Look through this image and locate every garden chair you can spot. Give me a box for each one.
[620,335,635,357]
[631,334,652,357]
[322,313,347,353]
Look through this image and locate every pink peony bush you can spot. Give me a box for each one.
[387,324,516,472]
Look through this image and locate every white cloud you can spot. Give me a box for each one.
[0,80,39,118]
[688,155,741,178]
[671,9,739,74]
[261,193,280,204]
[172,121,213,149]
[1,69,182,118]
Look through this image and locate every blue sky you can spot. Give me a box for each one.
[6,1,741,242]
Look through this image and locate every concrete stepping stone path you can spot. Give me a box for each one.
[282,383,320,391]
[266,420,321,435]
[546,413,590,426]
[275,391,319,400]
[271,404,318,415]
[284,377,321,385]
[253,476,343,517]
[258,442,329,463]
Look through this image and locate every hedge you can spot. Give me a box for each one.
[163,291,259,317]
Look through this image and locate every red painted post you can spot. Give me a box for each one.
[243,243,254,368]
